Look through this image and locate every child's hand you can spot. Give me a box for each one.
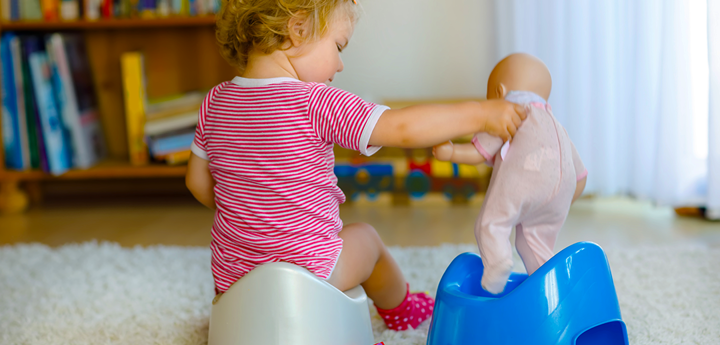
[480,100,526,142]
[433,141,454,161]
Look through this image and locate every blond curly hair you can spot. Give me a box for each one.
[216,0,359,73]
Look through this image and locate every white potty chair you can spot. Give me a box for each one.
[208,262,375,345]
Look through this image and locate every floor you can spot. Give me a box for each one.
[1,193,719,250]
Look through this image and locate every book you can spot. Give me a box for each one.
[145,91,203,119]
[29,52,73,175]
[1,0,10,21]
[10,35,31,169]
[59,0,79,20]
[147,129,194,157]
[41,0,58,21]
[101,0,112,18]
[47,33,106,169]
[163,149,190,165]
[1,34,25,170]
[144,111,197,137]
[20,0,42,20]
[140,0,156,18]
[85,0,100,20]
[120,52,149,166]
[20,35,48,172]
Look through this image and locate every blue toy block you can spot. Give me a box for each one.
[427,242,629,345]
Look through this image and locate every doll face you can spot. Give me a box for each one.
[286,10,354,84]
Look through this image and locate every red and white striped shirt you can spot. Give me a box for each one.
[191,77,387,293]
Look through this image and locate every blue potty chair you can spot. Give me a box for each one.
[427,242,628,345]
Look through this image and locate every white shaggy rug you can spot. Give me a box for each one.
[1,242,719,344]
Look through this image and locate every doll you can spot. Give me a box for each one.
[434,53,587,294]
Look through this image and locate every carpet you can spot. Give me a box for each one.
[1,242,718,344]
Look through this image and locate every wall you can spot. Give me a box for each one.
[332,0,498,104]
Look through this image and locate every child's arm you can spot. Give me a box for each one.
[369,99,526,148]
[186,153,216,209]
[433,141,487,165]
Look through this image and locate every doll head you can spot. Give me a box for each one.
[486,53,552,101]
[216,0,359,79]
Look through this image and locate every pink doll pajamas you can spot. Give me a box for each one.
[472,93,586,294]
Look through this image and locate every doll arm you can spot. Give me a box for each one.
[186,153,217,209]
[471,133,504,163]
[433,141,487,165]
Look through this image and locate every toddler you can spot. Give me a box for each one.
[434,53,587,294]
[185,0,526,331]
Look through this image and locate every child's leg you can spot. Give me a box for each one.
[326,222,406,309]
[327,222,434,330]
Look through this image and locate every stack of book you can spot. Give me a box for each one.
[120,51,202,166]
[0,0,221,22]
[1,32,106,175]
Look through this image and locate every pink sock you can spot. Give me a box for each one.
[375,283,434,331]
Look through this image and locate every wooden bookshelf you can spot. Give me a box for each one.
[0,16,217,31]
[0,16,237,213]
[0,160,187,181]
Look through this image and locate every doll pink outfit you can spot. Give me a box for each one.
[472,91,587,294]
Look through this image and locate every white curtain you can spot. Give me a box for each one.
[708,0,720,219]
[494,0,718,214]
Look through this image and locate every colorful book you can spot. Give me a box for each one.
[29,52,73,175]
[85,0,101,20]
[147,129,194,157]
[20,35,48,172]
[101,0,112,18]
[8,0,19,20]
[144,111,197,137]
[120,52,149,166]
[41,0,58,21]
[59,0,79,20]
[1,0,10,21]
[140,0,156,18]
[10,35,31,169]
[163,149,190,165]
[20,0,42,20]
[47,33,106,169]
[1,34,25,170]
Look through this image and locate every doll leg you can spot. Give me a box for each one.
[514,216,564,275]
[475,207,518,294]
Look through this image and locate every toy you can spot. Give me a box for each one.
[426,242,629,345]
[434,53,588,294]
[208,262,374,345]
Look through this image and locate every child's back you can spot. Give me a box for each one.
[192,77,387,292]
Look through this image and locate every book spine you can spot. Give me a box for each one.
[85,0,100,20]
[1,34,24,170]
[41,0,59,21]
[101,0,112,18]
[59,0,78,20]
[1,0,10,21]
[148,131,194,156]
[48,34,89,169]
[20,0,42,20]
[20,36,43,170]
[140,0,156,18]
[65,33,105,166]
[120,52,149,166]
[29,52,72,175]
[10,36,30,169]
[164,149,190,165]
[187,0,195,16]
[9,0,19,20]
